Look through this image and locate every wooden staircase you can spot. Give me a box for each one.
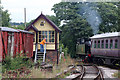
[34,43,46,63]
[37,51,44,61]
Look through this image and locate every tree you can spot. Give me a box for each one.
[95,2,119,33]
[46,15,60,27]
[52,2,93,57]
[1,8,11,27]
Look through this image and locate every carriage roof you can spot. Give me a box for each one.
[90,32,120,39]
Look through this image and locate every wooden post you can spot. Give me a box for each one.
[24,8,26,28]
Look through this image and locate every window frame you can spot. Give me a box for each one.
[39,30,55,43]
[49,31,55,43]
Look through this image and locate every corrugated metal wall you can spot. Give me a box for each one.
[0,31,34,61]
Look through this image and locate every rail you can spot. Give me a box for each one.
[80,64,104,80]
[94,64,104,80]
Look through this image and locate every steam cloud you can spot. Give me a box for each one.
[79,3,102,34]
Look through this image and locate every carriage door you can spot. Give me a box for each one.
[8,32,14,58]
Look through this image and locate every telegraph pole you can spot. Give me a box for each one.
[24,8,26,28]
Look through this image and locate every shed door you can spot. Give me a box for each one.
[8,33,14,58]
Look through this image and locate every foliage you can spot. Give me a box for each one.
[52,2,119,57]
[52,2,93,57]
[26,19,35,27]
[95,2,119,33]
[46,15,60,27]
[1,7,11,27]
[2,53,33,73]
[59,44,68,59]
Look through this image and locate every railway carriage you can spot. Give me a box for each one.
[90,32,120,65]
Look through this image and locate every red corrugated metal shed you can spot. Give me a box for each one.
[0,30,2,62]
[0,27,34,62]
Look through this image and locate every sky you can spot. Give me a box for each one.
[1,0,61,23]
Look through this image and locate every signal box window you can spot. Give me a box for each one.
[101,40,104,48]
[98,40,100,48]
[40,21,44,26]
[39,31,47,42]
[110,40,113,49]
[49,31,55,42]
[106,40,108,48]
[115,39,118,48]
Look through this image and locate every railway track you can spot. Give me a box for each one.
[66,64,104,80]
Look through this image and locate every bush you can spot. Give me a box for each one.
[2,53,33,73]
[59,44,68,59]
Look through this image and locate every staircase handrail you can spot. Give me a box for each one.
[43,43,46,62]
[34,43,38,63]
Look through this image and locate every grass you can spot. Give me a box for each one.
[30,55,75,78]
[0,63,2,79]
[113,71,120,78]
[2,55,75,78]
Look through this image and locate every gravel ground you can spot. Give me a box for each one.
[98,66,120,80]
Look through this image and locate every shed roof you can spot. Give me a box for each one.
[90,32,120,39]
[0,27,33,34]
[25,13,62,32]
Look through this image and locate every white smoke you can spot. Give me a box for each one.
[79,3,102,34]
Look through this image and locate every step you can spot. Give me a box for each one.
[37,51,44,54]
[37,54,44,56]
[37,56,43,58]
[37,58,43,60]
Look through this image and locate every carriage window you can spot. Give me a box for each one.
[98,40,100,48]
[101,40,104,48]
[115,39,118,48]
[110,40,113,48]
[94,41,96,48]
[106,40,108,48]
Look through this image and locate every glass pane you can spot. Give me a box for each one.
[94,41,96,48]
[115,39,118,48]
[101,40,104,48]
[52,31,54,35]
[110,40,113,48]
[52,39,54,42]
[98,41,100,48]
[39,31,41,34]
[106,40,108,48]
[49,31,51,34]
[42,31,44,34]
